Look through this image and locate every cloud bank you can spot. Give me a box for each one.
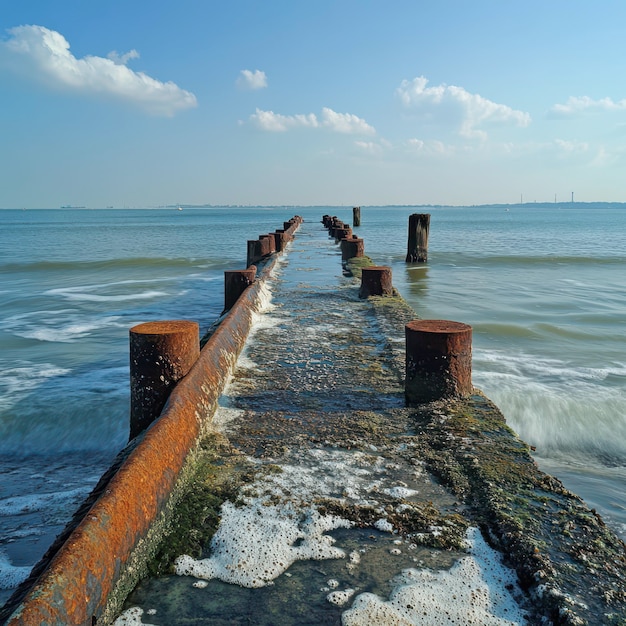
[250,107,375,134]
[0,25,197,116]
[397,76,531,139]
[550,95,626,117]
[237,69,268,90]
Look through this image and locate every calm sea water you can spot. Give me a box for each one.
[1,206,625,604]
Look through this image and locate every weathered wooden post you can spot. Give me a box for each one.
[359,266,393,298]
[353,206,361,227]
[129,320,200,440]
[405,319,472,405]
[224,266,256,311]
[406,213,430,263]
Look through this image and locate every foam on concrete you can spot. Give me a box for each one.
[341,527,529,625]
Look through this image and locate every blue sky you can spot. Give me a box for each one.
[2,1,626,208]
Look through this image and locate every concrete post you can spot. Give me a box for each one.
[359,266,393,298]
[260,234,276,254]
[341,237,365,261]
[406,213,430,263]
[335,226,352,242]
[224,267,257,311]
[353,206,361,227]
[405,319,472,405]
[270,232,283,252]
[129,320,200,440]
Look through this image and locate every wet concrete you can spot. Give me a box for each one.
[117,221,625,626]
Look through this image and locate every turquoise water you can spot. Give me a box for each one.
[0,206,624,604]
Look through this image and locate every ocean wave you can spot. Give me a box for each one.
[0,361,71,410]
[46,288,169,303]
[1,311,126,343]
[0,256,230,274]
[426,252,626,267]
[474,348,626,464]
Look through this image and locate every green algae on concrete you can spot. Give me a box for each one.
[112,219,625,626]
[407,393,626,625]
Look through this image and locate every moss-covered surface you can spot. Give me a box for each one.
[119,223,625,626]
[145,434,246,577]
[407,393,626,625]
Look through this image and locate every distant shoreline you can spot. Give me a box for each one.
[4,202,626,211]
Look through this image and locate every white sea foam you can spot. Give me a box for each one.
[174,448,422,589]
[112,607,157,626]
[328,588,356,606]
[383,486,419,499]
[0,549,31,590]
[175,504,351,588]
[341,527,528,625]
[0,487,90,516]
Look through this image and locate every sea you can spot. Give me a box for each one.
[1,205,625,607]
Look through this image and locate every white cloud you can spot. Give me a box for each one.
[0,24,197,116]
[250,109,319,131]
[250,107,375,134]
[354,139,391,154]
[554,138,589,154]
[107,49,140,65]
[237,69,268,90]
[549,95,626,117]
[405,137,458,156]
[397,75,531,139]
[321,107,375,134]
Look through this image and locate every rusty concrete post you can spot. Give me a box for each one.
[335,226,352,242]
[329,220,344,238]
[405,319,472,405]
[224,266,256,311]
[270,232,283,252]
[341,237,365,261]
[260,234,276,254]
[359,266,393,298]
[353,206,361,227]
[406,213,430,263]
[247,239,270,267]
[129,320,200,440]
[275,228,292,243]
[258,236,272,257]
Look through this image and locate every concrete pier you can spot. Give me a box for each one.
[3,216,624,626]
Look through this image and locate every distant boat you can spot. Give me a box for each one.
[177,207,183,211]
